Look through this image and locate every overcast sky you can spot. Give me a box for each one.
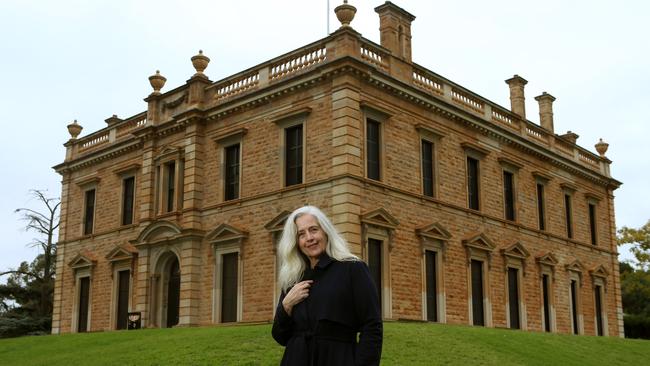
[1,0,648,276]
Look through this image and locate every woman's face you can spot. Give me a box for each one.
[296,214,327,264]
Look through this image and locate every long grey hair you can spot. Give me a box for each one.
[277,205,358,292]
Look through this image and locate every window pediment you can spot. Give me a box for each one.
[462,232,495,252]
[207,223,248,245]
[501,242,530,260]
[565,259,585,273]
[264,210,292,233]
[416,222,452,241]
[536,252,559,267]
[133,220,183,245]
[155,145,184,162]
[69,250,98,270]
[361,208,399,229]
[106,243,138,262]
[590,264,609,279]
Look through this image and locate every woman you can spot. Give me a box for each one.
[272,206,383,365]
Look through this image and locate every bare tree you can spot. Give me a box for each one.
[1,189,60,320]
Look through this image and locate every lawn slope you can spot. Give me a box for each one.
[1,321,648,365]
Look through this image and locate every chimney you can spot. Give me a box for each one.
[374,2,416,62]
[535,92,556,132]
[504,75,527,119]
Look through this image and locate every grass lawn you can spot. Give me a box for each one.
[1,321,648,365]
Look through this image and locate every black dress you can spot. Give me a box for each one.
[272,255,383,365]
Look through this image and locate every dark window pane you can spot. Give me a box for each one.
[595,285,603,336]
[508,267,520,329]
[225,144,240,200]
[116,270,130,330]
[78,277,90,332]
[542,274,551,332]
[367,120,381,181]
[471,259,484,326]
[122,177,135,226]
[166,162,176,212]
[571,280,579,334]
[589,204,597,245]
[537,184,545,230]
[221,253,239,323]
[503,171,515,221]
[285,125,303,186]
[467,157,480,210]
[425,250,437,321]
[166,258,180,328]
[565,194,573,238]
[422,140,434,197]
[368,239,382,314]
[84,189,95,235]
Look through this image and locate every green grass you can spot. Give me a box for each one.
[1,321,648,365]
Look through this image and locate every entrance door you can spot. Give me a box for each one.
[166,258,180,327]
[116,270,130,330]
[78,277,90,332]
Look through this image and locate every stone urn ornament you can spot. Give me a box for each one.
[595,138,609,157]
[67,119,83,140]
[335,0,357,28]
[148,70,167,95]
[191,50,210,77]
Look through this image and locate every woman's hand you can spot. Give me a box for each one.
[282,280,313,316]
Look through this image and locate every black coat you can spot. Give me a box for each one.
[272,255,383,365]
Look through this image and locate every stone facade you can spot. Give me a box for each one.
[52,1,623,337]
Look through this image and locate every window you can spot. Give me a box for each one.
[77,276,90,332]
[361,208,398,319]
[368,238,383,314]
[471,259,485,326]
[507,267,520,329]
[463,233,495,327]
[537,252,557,333]
[366,119,381,181]
[589,203,597,245]
[225,144,240,200]
[467,157,480,210]
[221,252,239,323]
[536,183,545,230]
[207,223,246,323]
[154,153,183,215]
[564,194,573,239]
[570,279,579,335]
[425,250,438,322]
[115,270,130,330]
[164,161,176,212]
[122,176,135,226]
[503,171,515,221]
[542,274,551,332]
[594,285,603,336]
[83,189,96,235]
[285,124,303,186]
[421,139,434,197]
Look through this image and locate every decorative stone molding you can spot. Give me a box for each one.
[416,222,452,258]
[462,232,496,267]
[207,223,248,258]
[501,241,530,275]
[536,252,559,281]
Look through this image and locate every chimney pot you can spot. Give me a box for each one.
[375,2,416,62]
[504,74,528,119]
[535,92,556,132]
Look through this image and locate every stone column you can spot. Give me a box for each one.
[178,236,203,326]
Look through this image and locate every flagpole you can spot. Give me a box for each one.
[327,0,330,35]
